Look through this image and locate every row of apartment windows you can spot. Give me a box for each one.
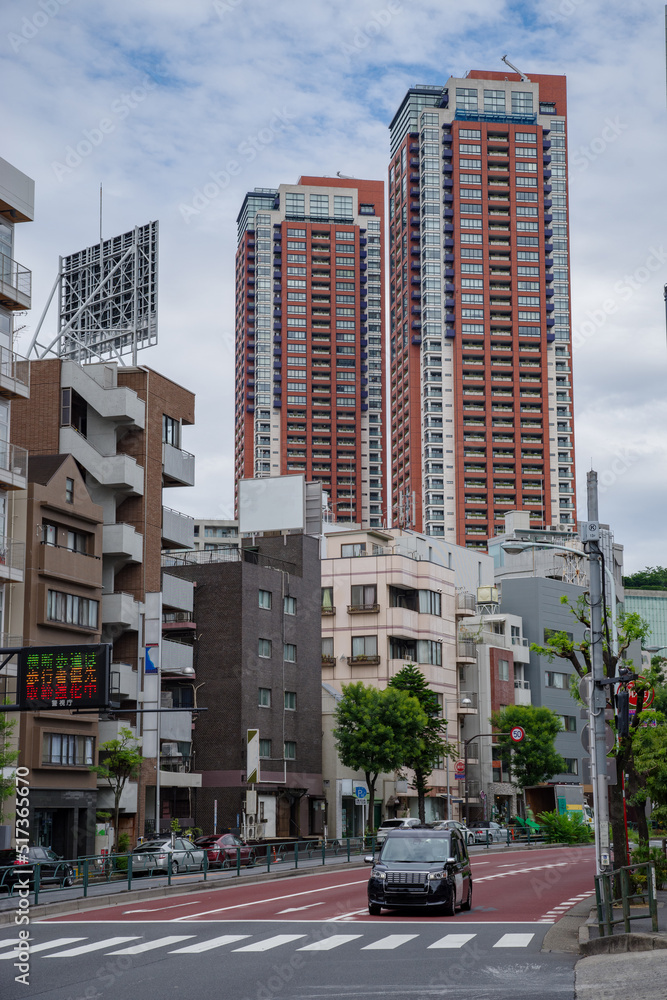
[43,523,91,555]
[321,585,442,616]
[47,589,99,630]
[258,688,297,710]
[322,635,443,666]
[42,733,95,766]
[259,739,297,760]
[258,639,296,661]
[258,590,297,615]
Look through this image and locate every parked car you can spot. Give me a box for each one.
[366,828,472,916]
[375,818,423,848]
[469,821,506,844]
[194,834,256,868]
[130,837,205,874]
[0,847,75,892]
[429,819,476,846]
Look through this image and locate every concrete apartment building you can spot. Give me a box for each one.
[11,359,199,842]
[12,456,104,856]
[320,527,494,834]
[192,518,239,552]
[164,533,323,839]
[387,71,575,543]
[234,177,386,528]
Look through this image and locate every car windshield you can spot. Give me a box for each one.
[196,837,219,846]
[134,842,167,852]
[380,836,451,863]
[379,820,405,829]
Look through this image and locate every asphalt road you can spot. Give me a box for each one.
[3,845,595,1000]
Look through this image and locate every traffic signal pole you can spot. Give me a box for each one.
[586,471,611,873]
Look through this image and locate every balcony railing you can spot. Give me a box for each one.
[0,347,29,398]
[347,603,380,614]
[348,655,381,666]
[321,606,336,616]
[321,655,336,667]
[457,640,477,659]
[457,592,477,612]
[0,252,32,310]
[0,441,27,488]
[160,755,193,773]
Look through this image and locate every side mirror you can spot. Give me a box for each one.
[364,855,375,864]
[447,857,456,865]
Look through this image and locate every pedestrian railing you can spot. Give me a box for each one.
[594,861,658,936]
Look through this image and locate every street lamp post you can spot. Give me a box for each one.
[445,697,471,821]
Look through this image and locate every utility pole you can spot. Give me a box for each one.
[586,470,611,873]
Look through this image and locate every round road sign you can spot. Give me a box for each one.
[454,760,465,775]
[510,726,525,743]
[627,682,655,710]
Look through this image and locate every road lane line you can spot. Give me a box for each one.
[175,878,369,920]
[106,936,195,954]
[297,935,363,951]
[362,934,419,950]
[428,934,476,949]
[124,902,200,913]
[278,903,326,913]
[233,934,306,952]
[0,938,85,959]
[45,937,139,957]
[493,933,535,947]
[170,935,250,953]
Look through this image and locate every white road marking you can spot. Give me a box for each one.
[175,878,368,920]
[297,934,362,951]
[332,908,368,920]
[493,933,535,948]
[278,903,326,913]
[106,935,195,954]
[0,938,85,959]
[233,934,307,952]
[45,937,139,957]
[170,935,250,953]
[361,934,419,950]
[428,933,477,949]
[124,902,200,913]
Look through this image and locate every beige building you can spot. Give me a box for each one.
[320,527,489,836]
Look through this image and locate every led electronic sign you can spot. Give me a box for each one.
[17,644,111,710]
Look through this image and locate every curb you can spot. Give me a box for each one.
[580,931,667,956]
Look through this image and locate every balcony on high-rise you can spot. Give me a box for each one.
[0,252,31,311]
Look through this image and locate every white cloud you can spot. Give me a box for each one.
[4,0,665,572]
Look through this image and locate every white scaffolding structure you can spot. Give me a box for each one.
[27,222,158,365]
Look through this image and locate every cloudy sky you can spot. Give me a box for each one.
[2,0,665,573]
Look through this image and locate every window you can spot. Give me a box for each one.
[259,739,272,758]
[351,635,378,659]
[563,758,578,775]
[285,193,305,216]
[351,584,377,609]
[560,715,577,732]
[283,643,296,662]
[258,589,272,610]
[42,733,95,766]
[42,523,57,546]
[283,596,297,615]
[284,741,296,760]
[284,691,297,711]
[498,658,509,681]
[321,587,334,612]
[512,91,534,115]
[258,638,272,658]
[322,637,334,658]
[334,195,353,218]
[456,87,478,111]
[65,478,74,504]
[545,670,568,689]
[418,590,441,616]
[258,688,271,708]
[67,530,87,554]
[484,89,505,112]
[341,543,366,557]
[162,415,180,448]
[47,590,98,629]
[310,194,329,217]
[389,637,441,665]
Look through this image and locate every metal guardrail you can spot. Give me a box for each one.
[594,861,658,936]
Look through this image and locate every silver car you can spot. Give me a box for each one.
[375,818,422,848]
[470,821,506,844]
[429,819,476,846]
[130,837,205,874]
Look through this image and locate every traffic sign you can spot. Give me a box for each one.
[354,786,367,800]
[510,726,525,743]
[627,682,655,711]
[454,760,465,775]
[580,722,615,754]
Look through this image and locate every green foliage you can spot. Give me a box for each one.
[630,843,667,890]
[333,682,427,831]
[388,664,455,823]
[170,818,182,834]
[622,566,667,591]
[117,832,130,853]
[491,705,566,790]
[537,810,593,844]
[628,712,667,826]
[90,727,142,851]
[0,707,19,824]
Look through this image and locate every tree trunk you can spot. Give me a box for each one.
[113,786,122,853]
[364,771,377,837]
[609,740,631,869]
[415,771,426,824]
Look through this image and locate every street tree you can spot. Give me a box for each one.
[0,707,18,825]
[491,704,565,797]
[531,596,656,867]
[333,682,427,833]
[388,664,455,823]
[90,727,142,851]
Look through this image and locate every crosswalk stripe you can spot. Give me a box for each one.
[233,935,306,953]
[428,934,477,950]
[297,935,362,952]
[106,936,195,955]
[361,934,418,950]
[493,933,535,948]
[0,938,85,959]
[45,937,139,957]
[170,935,250,954]
[0,939,20,954]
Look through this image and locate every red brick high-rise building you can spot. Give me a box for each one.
[388,71,575,545]
[234,176,385,528]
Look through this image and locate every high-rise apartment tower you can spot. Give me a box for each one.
[234,177,385,528]
[388,71,575,545]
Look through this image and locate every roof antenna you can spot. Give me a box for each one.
[501,54,530,82]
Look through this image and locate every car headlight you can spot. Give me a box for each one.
[372,870,386,880]
[427,870,447,881]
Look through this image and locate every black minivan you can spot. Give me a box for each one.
[366,828,472,916]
